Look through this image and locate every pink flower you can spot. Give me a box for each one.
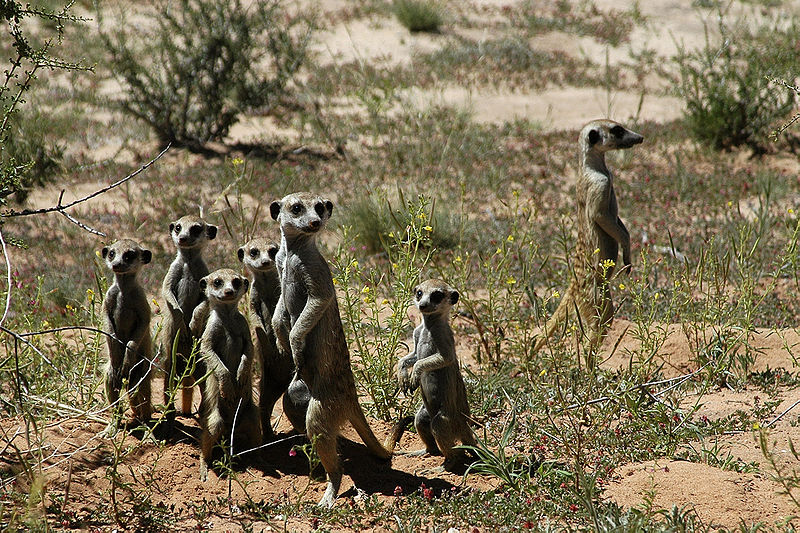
[289,448,297,457]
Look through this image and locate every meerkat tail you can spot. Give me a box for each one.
[532,282,578,355]
[383,415,414,453]
[348,407,393,460]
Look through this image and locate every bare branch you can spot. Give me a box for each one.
[0,144,171,219]
[0,227,12,331]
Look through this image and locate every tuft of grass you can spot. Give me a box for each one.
[393,0,443,33]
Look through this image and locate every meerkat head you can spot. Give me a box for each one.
[102,239,152,275]
[270,192,333,237]
[581,119,643,153]
[200,268,249,306]
[414,279,459,316]
[169,215,217,250]
[237,237,279,273]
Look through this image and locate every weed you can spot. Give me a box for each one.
[669,10,798,151]
[393,0,443,33]
[99,0,313,151]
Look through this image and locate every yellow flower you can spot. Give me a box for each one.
[86,288,94,300]
[789,208,795,215]
[513,190,519,198]
[539,368,547,377]
[95,250,102,258]
[382,299,389,305]
[361,286,370,294]
[417,213,426,220]
[653,292,660,300]
[423,226,433,232]
[593,248,600,255]
[232,157,244,166]
[333,278,339,285]
[454,255,462,264]
[351,260,359,268]
[506,235,514,242]
[618,283,625,290]
[552,290,560,299]
[388,232,394,238]
[506,276,516,285]
[753,422,760,430]
[727,201,733,208]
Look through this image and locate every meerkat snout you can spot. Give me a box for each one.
[584,120,643,152]
[102,239,152,274]
[170,215,218,249]
[415,280,459,314]
[201,269,249,304]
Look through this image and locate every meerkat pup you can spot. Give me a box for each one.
[397,279,476,469]
[101,239,153,435]
[270,192,401,508]
[160,215,217,418]
[198,268,260,481]
[237,237,305,439]
[532,119,643,361]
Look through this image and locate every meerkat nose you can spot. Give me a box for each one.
[309,219,321,229]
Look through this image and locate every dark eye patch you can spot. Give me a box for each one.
[122,251,136,263]
[430,290,444,304]
[250,248,259,258]
[213,278,223,288]
[314,202,325,217]
[415,289,423,300]
[174,224,182,233]
[291,203,303,215]
[610,125,625,137]
[232,278,242,290]
[108,250,116,260]
[190,225,203,237]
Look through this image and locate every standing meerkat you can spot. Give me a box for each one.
[397,279,476,469]
[270,192,402,508]
[160,215,217,418]
[237,237,304,439]
[101,239,154,435]
[532,119,643,361]
[198,268,261,481]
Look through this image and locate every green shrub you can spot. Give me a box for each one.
[671,16,797,151]
[393,0,443,33]
[1,109,64,202]
[100,0,312,151]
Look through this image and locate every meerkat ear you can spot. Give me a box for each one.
[243,278,250,291]
[450,290,459,305]
[169,222,175,232]
[270,201,282,220]
[199,278,207,292]
[101,246,109,259]
[588,129,600,146]
[141,250,152,264]
[206,225,218,240]
[237,247,245,262]
[325,200,333,217]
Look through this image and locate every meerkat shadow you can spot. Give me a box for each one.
[248,431,317,478]
[150,417,202,444]
[338,438,457,497]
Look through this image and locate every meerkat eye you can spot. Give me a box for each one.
[314,202,325,217]
[122,251,136,263]
[232,278,241,290]
[415,289,423,300]
[430,290,444,304]
[213,278,223,288]
[174,224,182,233]
[250,248,259,258]
[610,125,625,137]
[291,203,303,215]
[108,250,116,260]
[190,225,203,237]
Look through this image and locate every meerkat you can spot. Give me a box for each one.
[198,268,261,481]
[160,215,217,418]
[532,119,643,361]
[101,239,154,435]
[270,192,403,508]
[397,279,476,469]
[237,237,304,439]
